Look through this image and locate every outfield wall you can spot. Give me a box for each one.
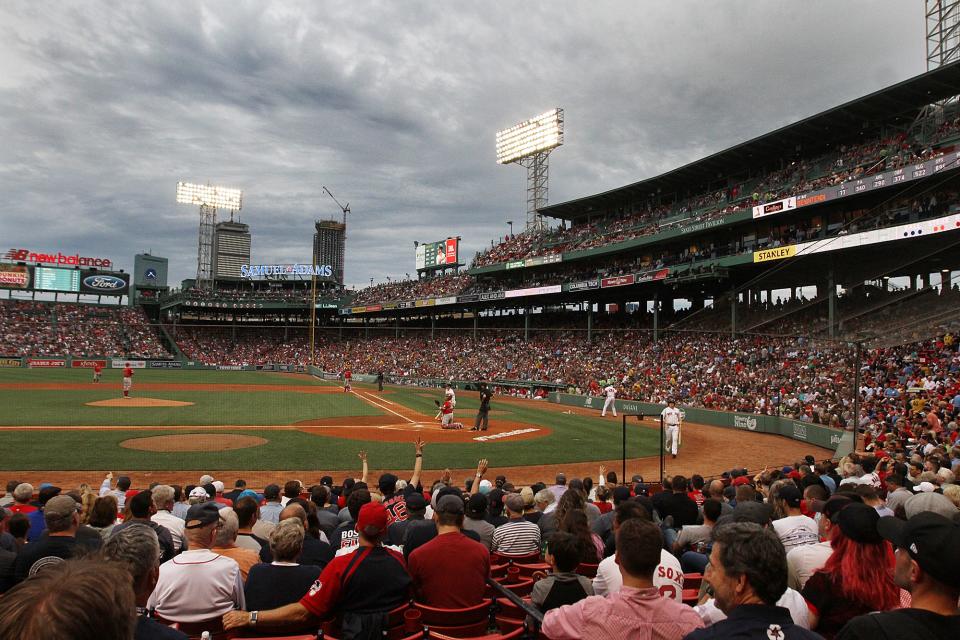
[550,392,852,455]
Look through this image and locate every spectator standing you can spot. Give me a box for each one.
[541,519,703,640]
[386,491,427,547]
[685,522,821,640]
[408,494,490,607]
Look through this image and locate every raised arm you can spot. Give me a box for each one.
[469,459,489,495]
[358,450,368,484]
[409,436,425,490]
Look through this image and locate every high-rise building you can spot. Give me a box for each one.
[213,221,251,280]
[313,219,345,286]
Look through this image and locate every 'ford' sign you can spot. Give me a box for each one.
[82,275,126,291]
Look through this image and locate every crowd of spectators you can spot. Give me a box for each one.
[0,299,171,359]
[350,274,474,306]
[170,326,311,367]
[471,127,960,270]
[1,433,958,639]
[165,285,341,305]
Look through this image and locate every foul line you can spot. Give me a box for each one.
[352,391,417,424]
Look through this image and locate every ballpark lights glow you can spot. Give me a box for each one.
[175,181,243,210]
[496,108,564,164]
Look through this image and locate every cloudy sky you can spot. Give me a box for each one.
[0,1,926,289]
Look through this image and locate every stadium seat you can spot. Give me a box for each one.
[412,599,493,638]
[484,578,534,599]
[151,614,229,640]
[512,562,550,579]
[489,563,510,580]
[421,628,525,640]
[683,572,703,591]
[319,602,411,640]
[575,563,599,579]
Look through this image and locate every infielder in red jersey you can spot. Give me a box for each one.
[122,364,134,398]
[344,369,352,392]
[93,362,103,383]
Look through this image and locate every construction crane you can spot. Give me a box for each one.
[322,186,350,225]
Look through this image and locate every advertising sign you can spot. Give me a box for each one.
[111,359,146,369]
[753,245,797,263]
[149,361,183,369]
[71,359,107,369]
[79,271,129,296]
[504,284,562,299]
[752,196,797,219]
[416,238,459,270]
[0,264,31,289]
[635,268,669,283]
[566,278,600,292]
[28,359,65,368]
[0,358,21,368]
[240,264,333,279]
[4,248,112,269]
[601,274,636,288]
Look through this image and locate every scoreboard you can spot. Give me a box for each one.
[415,238,459,272]
[35,267,81,292]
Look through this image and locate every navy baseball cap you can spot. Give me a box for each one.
[878,512,960,588]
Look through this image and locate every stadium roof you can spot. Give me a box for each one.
[540,61,960,220]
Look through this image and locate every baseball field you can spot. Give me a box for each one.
[0,368,832,485]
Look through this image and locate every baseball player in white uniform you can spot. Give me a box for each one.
[661,399,683,458]
[601,384,617,417]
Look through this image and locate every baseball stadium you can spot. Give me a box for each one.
[2,4,960,640]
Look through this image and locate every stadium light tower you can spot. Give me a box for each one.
[175,182,243,290]
[496,108,564,231]
[926,0,960,69]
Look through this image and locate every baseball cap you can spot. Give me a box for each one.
[835,502,883,544]
[236,489,261,503]
[732,476,752,487]
[199,474,214,486]
[405,492,427,513]
[355,502,388,538]
[378,473,398,494]
[778,484,802,508]
[904,492,959,520]
[912,481,936,493]
[189,486,209,501]
[519,487,535,508]
[477,479,492,495]
[436,494,465,515]
[263,483,281,500]
[466,493,487,516]
[184,502,222,529]
[878,512,960,588]
[612,486,632,503]
[43,495,80,525]
[38,485,62,505]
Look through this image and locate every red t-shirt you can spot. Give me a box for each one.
[687,490,705,507]
[300,546,410,618]
[94,364,103,374]
[8,504,37,514]
[593,501,613,514]
[408,532,490,608]
[123,367,133,379]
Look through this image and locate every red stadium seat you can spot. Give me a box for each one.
[512,562,550,579]
[422,628,525,640]
[412,599,493,638]
[318,602,411,640]
[490,552,541,565]
[484,578,534,599]
[489,563,510,579]
[683,572,703,591]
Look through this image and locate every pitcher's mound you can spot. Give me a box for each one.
[120,434,267,452]
[86,398,195,407]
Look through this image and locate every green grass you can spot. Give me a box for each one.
[0,370,660,470]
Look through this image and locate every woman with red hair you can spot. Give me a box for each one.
[801,502,900,639]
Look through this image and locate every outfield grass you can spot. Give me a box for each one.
[0,369,659,470]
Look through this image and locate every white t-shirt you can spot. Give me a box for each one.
[604,386,617,399]
[147,549,245,623]
[592,549,684,601]
[694,587,810,629]
[151,510,186,553]
[786,541,832,590]
[772,515,820,553]
[661,406,682,425]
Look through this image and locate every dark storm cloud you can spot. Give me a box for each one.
[0,1,924,288]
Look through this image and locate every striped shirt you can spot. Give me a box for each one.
[491,518,541,556]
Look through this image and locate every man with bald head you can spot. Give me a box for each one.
[707,480,733,518]
[147,502,245,623]
[280,503,333,569]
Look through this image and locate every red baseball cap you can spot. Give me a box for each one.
[355,502,388,538]
[732,476,752,486]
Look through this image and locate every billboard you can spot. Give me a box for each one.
[0,264,32,289]
[34,267,81,292]
[79,271,129,296]
[415,238,459,271]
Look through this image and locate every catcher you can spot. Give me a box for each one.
[434,390,463,430]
